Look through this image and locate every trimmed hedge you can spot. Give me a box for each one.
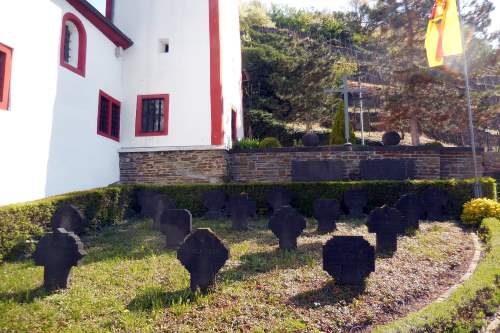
[131,178,497,218]
[373,217,500,332]
[0,178,496,263]
[0,186,134,262]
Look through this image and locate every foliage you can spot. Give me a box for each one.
[363,0,498,145]
[373,217,500,332]
[244,109,291,143]
[232,138,261,150]
[461,198,500,226]
[0,179,495,262]
[242,4,360,127]
[330,100,356,145]
[259,137,282,148]
[0,186,134,262]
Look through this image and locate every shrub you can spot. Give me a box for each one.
[245,109,291,144]
[461,198,500,226]
[0,186,134,262]
[259,137,282,148]
[424,141,444,147]
[232,138,261,150]
[330,101,356,145]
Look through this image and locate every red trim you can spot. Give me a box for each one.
[66,0,133,49]
[209,0,224,145]
[0,43,13,111]
[105,0,113,20]
[97,90,120,141]
[60,13,87,77]
[135,94,170,137]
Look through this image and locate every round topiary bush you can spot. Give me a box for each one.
[382,131,401,146]
[302,132,320,147]
[461,198,500,226]
[259,137,282,149]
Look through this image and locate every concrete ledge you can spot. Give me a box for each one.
[119,145,226,153]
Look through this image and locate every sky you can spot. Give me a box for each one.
[88,0,500,34]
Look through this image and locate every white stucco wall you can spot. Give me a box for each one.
[114,0,213,148]
[220,0,244,148]
[0,0,122,205]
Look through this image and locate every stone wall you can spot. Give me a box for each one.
[119,147,499,185]
[119,149,229,184]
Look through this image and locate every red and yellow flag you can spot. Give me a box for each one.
[425,0,463,67]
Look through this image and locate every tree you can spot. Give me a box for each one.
[330,101,356,145]
[362,0,495,145]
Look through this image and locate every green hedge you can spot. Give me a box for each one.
[131,178,497,218]
[0,186,134,262]
[0,178,496,263]
[373,216,500,332]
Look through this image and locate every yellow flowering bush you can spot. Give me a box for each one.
[461,198,500,226]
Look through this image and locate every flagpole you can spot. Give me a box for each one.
[456,0,482,198]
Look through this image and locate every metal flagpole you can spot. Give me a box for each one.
[457,0,482,197]
[358,75,365,145]
[343,77,351,144]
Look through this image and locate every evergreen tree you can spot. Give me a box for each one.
[330,101,356,145]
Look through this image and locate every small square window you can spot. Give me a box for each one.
[135,94,169,136]
[159,39,170,53]
[0,42,13,111]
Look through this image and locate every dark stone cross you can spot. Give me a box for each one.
[395,193,424,232]
[151,193,176,229]
[50,204,85,235]
[136,189,159,218]
[313,199,341,234]
[177,228,229,292]
[203,189,227,220]
[33,228,86,291]
[367,205,406,254]
[422,188,448,221]
[266,188,291,212]
[227,194,256,231]
[268,206,306,250]
[160,209,193,249]
[323,236,375,285]
[343,190,368,218]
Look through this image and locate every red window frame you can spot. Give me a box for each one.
[231,108,238,142]
[135,94,170,137]
[60,13,87,77]
[97,90,120,141]
[0,42,13,111]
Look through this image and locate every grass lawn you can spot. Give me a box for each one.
[0,218,475,332]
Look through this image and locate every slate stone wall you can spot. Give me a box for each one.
[230,146,444,182]
[119,147,499,185]
[119,149,229,184]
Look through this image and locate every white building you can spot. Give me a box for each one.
[0,0,243,205]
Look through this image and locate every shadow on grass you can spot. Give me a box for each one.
[220,242,322,283]
[0,286,53,304]
[289,280,367,308]
[127,286,200,312]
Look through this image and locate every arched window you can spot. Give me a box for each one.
[60,13,87,77]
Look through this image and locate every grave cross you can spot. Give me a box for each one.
[313,199,341,234]
[160,209,192,249]
[323,236,375,285]
[268,206,306,250]
[228,194,256,231]
[177,228,229,292]
[33,228,86,291]
[367,205,406,254]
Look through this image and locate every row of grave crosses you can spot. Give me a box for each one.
[32,187,449,292]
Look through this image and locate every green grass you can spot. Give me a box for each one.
[0,218,482,332]
[373,217,500,332]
